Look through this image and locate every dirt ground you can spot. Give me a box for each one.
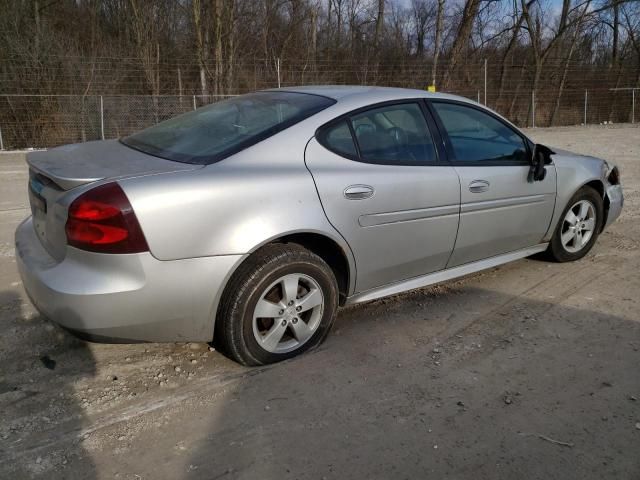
[1,124,639,480]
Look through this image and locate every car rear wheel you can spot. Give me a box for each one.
[548,185,603,262]
[215,243,338,366]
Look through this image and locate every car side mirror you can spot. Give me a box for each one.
[528,144,554,182]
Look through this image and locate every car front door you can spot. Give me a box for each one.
[428,100,556,267]
[305,101,460,293]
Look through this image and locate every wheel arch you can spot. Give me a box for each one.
[209,229,355,345]
[244,230,355,303]
[583,179,604,198]
[209,229,356,340]
[543,174,605,242]
[272,232,353,304]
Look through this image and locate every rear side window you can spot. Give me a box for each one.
[322,121,357,157]
[351,103,436,165]
[431,102,528,163]
[318,102,438,166]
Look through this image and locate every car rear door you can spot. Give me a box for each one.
[428,100,556,268]
[305,100,460,293]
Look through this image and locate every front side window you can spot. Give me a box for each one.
[122,91,335,164]
[350,103,437,165]
[432,102,528,163]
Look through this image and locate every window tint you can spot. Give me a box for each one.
[122,91,335,165]
[350,103,437,165]
[322,120,357,157]
[432,102,528,163]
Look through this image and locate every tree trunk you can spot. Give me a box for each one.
[496,1,535,106]
[442,0,481,89]
[507,63,526,121]
[371,0,385,82]
[129,0,161,97]
[374,0,384,53]
[549,43,576,126]
[310,5,318,81]
[34,0,40,56]
[225,0,235,94]
[326,0,332,61]
[549,1,592,125]
[214,0,223,95]
[612,1,619,66]
[263,0,272,68]
[193,0,209,97]
[432,0,444,87]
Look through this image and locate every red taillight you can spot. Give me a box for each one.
[65,182,149,254]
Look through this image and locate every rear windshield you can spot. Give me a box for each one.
[121,91,335,164]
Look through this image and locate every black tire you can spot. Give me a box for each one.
[547,185,603,262]
[215,243,339,366]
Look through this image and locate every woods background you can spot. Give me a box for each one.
[1,0,639,148]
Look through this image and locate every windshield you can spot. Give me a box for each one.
[121,91,335,164]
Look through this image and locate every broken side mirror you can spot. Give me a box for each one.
[529,144,554,182]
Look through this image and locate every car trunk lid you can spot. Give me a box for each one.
[26,139,202,260]
[27,139,200,190]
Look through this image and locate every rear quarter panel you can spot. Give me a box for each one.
[117,131,356,292]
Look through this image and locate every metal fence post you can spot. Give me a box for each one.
[0,124,4,150]
[193,95,197,111]
[477,90,480,103]
[531,90,536,128]
[483,58,487,105]
[276,57,281,89]
[100,95,105,140]
[584,89,588,125]
[633,89,636,124]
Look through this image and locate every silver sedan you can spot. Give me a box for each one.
[15,86,624,365]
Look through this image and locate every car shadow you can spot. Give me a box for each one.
[2,256,638,479]
[0,289,97,479]
[178,282,640,479]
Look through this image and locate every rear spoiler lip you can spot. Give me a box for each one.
[25,139,202,191]
[27,155,103,190]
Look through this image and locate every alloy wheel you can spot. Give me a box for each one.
[252,273,324,354]
[560,199,596,253]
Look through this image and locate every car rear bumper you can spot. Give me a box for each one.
[15,217,243,342]
[604,184,623,230]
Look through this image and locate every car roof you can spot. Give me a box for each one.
[272,85,471,103]
[265,85,532,146]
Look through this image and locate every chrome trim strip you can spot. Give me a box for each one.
[461,194,549,214]
[358,204,459,227]
[345,243,549,305]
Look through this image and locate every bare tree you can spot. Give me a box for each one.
[128,0,161,97]
[192,0,209,97]
[495,1,535,106]
[549,0,593,125]
[442,0,482,89]
[1,0,640,147]
[411,0,434,58]
[432,0,445,88]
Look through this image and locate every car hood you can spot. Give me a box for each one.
[550,147,614,169]
[551,147,606,164]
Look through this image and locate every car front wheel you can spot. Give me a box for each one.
[548,185,603,262]
[215,243,338,366]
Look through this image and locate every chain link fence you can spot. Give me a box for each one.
[0,88,637,150]
[0,94,236,149]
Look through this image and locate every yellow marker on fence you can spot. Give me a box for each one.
[427,85,436,92]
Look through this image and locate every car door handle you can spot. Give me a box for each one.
[468,180,490,193]
[344,185,374,200]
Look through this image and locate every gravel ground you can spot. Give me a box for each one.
[0,124,639,479]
